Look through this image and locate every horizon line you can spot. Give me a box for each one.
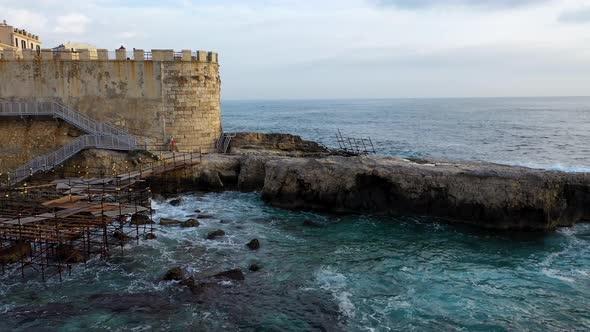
[222,95,590,102]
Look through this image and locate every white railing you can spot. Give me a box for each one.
[216,132,236,153]
[0,101,141,146]
[0,101,146,184]
[7,134,137,184]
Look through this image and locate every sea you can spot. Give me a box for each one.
[1,97,589,331]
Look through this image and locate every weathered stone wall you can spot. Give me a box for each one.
[0,51,221,153]
[0,118,82,174]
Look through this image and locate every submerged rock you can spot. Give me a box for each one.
[160,218,183,226]
[55,244,84,263]
[213,268,245,281]
[163,267,185,281]
[246,239,260,250]
[249,264,261,272]
[197,214,215,219]
[206,229,226,240]
[302,220,322,228]
[169,198,183,206]
[130,213,153,225]
[180,219,200,228]
[113,230,132,242]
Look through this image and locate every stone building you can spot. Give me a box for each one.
[53,42,98,60]
[0,20,42,52]
[0,48,222,155]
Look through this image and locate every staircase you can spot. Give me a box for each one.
[216,132,236,153]
[0,101,144,184]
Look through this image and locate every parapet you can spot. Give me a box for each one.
[0,48,219,63]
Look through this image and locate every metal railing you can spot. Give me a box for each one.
[216,132,236,153]
[0,101,145,184]
[7,135,137,184]
[0,101,141,147]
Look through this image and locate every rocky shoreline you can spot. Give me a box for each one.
[72,132,590,231]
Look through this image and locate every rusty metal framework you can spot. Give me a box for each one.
[0,151,202,281]
[335,129,376,156]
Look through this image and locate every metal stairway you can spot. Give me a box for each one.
[216,132,236,153]
[0,102,143,184]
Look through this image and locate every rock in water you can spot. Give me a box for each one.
[206,230,226,240]
[160,218,182,226]
[302,220,322,228]
[213,268,245,281]
[246,239,260,250]
[249,264,261,272]
[130,213,152,225]
[55,244,84,263]
[180,219,200,228]
[163,267,185,281]
[169,198,183,206]
[197,214,215,219]
[113,230,132,242]
[0,241,32,264]
[145,233,157,240]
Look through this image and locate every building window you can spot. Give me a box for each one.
[30,42,33,49]
[15,38,18,47]
[36,45,40,52]
[21,40,26,49]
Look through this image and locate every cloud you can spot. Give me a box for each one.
[374,0,549,10]
[0,8,47,32]
[559,7,590,23]
[54,13,90,34]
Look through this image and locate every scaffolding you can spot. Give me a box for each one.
[0,151,202,281]
[335,129,376,156]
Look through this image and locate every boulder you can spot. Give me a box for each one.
[246,239,260,250]
[55,244,84,263]
[113,230,132,242]
[180,219,200,228]
[163,267,185,281]
[206,229,225,240]
[160,218,182,226]
[213,268,245,281]
[302,220,322,228]
[0,241,32,265]
[130,213,152,225]
[169,198,183,206]
[145,233,157,240]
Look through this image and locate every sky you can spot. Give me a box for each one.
[1,0,590,99]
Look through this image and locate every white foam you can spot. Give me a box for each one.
[315,267,357,319]
[541,268,575,283]
[508,162,590,173]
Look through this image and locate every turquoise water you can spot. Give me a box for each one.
[1,192,589,331]
[1,98,590,331]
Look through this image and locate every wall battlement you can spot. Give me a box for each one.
[0,48,222,153]
[0,48,219,63]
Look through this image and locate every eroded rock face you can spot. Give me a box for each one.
[261,156,590,230]
[229,132,328,155]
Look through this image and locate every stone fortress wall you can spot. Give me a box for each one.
[0,48,221,153]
